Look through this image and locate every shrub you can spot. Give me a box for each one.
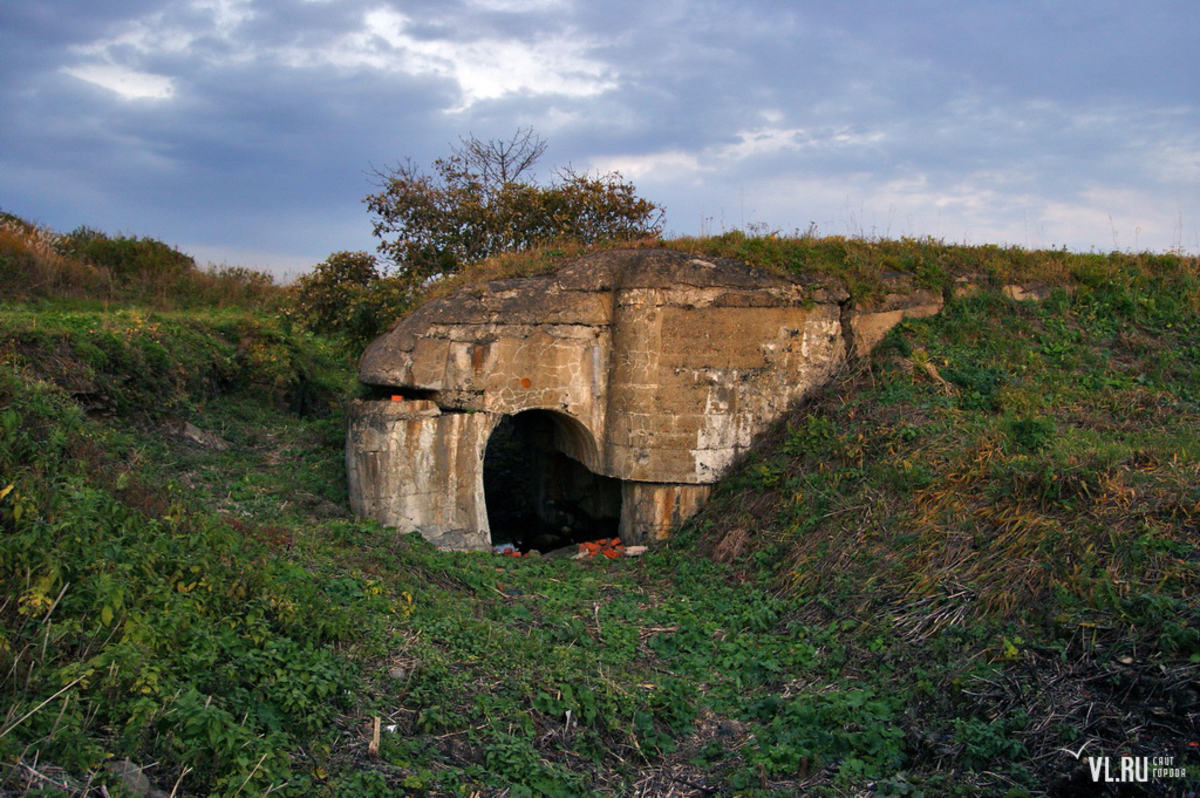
[0,212,284,309]
[0,214,106,299]
[289,251,412,346]
[57,226,195,281]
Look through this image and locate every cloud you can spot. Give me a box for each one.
[52,0,618,113]
[590,122,888,189]
[590,150,711,185]
[723,125,887,160]
[62,63,175,100]
[286,5,616,109]
[593,84,1200,253]
[470,0,568,10]
[2,0,1198,273]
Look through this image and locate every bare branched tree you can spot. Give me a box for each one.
[451,126,548,186]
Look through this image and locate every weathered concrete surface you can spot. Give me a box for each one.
[347,398,498,550]
[845,272,944,357]
[349,249,943,550]
[619,483,713,547]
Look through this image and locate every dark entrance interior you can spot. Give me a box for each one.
[483,411,622,552]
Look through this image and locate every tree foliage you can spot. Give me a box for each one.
[364,128,664,286]
[290,251,409,346]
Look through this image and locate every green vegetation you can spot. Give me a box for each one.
[2,212,1199,796]
[287,251,402,349]
[366,128,663,289]
[288,128,664,347]
[0,213,282,311]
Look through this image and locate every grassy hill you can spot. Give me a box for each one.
[1,215,1198,796]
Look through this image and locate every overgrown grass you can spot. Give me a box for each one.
[672,230,1200,303]
[0,213,286,311]
[1,220,1198,796]
[404,229,1200,313]
[679,259,1200,793]
[691,263,1199,624]
[0,306,347,417]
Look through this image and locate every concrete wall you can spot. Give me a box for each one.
[346,398,498,550]
[619,482,713,546]
[602,280,846,483]
[349,249,944,550]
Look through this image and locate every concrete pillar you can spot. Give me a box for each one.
[619,482,713,546]
[346,399,498,551]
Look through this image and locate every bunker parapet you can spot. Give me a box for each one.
[347,249,942,549]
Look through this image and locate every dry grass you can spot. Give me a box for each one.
[0,213,285,310]
[0,218,107,299]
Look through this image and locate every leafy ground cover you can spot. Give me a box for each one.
[683,255,1200,795]
[1,230,1199,797]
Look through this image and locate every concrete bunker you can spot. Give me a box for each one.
[346,249,944,550]
[483,409,622,552]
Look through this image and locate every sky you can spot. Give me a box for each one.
[2,0,1198,279]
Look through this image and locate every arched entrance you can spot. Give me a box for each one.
[483,410,622,552]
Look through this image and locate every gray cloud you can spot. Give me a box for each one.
[2,0,1197,273]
